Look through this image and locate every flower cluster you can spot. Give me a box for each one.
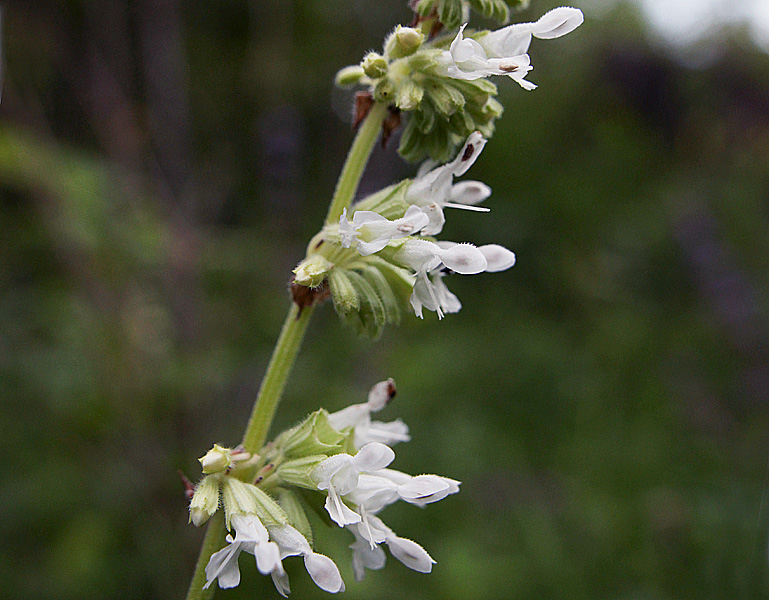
[189,379,458,595]
[293,130,515,331]
[336,6,583,162]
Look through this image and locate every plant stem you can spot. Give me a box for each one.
[325,101,388,225]
[184,101,387,600]
[241,303,314,452]
[184,513,224,600]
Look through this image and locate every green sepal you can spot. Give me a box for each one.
[280,409,346,458]
[276,488,314,548]
[353,180,410,219]
[328,268,359,314]
[250,485,290,529]
[189,475,221,526]
[221,477,259,529]
[437,0,464,29]
[361,265,401,325]
[277,455,329,490]
[344,270,386,338]
[467,0,510,23]
[364,255,416,302]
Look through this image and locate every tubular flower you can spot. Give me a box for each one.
[439,7,584,88]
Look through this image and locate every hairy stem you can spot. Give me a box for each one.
[241,303,315,452]
[185,101,387,600]
[184,513,225,600]
[325,101,388,225]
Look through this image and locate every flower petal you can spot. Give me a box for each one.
[367,378,395,411]
[449,180,492,206]
[387,536,436,573]
[353,442,395,472]
[437,243,487,274]
[325,489,362,527]
[479,244,516,272]
[532,7,584,40]
[305,553,345,593]
[204,542,242,589]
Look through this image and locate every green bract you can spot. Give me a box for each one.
[412,0,530,29]
[336,24,505,163]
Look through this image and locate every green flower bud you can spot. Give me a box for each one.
[361,52,388,79]
[189,475,220,526]
[395,80,424,111]
[293,254,333,288]
[385,26,424,59]
[199,444,232,474]
[335,65,366,87]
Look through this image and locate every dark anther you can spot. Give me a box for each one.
[462,144,475,161]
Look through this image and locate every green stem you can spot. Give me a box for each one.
[185,101,387,600]
[325,101,388,225]
[241,303,314,452]
[184,513,225,600]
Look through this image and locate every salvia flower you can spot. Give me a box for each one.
[192,378,460,593]
[204,514,283,590]
[339,205,429,255]
[440,7,584,88]
[328,378,410,448]
[268,524,345,596]
[405,131,491,235]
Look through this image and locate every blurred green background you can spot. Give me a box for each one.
[2,1,769,599]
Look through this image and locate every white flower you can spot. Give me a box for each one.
[347,516,435,580]
[377,469,461,507]
[405,241,516,319]
[268,524,345,596]
[406,132,491,236]
[204,514,282,590]
[442,24,536,88]
[440,7,584,88]
[340,205,429,256]
[395,239,488,319]
[311,442,396,526]
[328,379,411,448]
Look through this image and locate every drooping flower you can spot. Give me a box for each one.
[268,524,345,596]
[328,378,410,448]
[311,442,396,526]
[439,7,584,88]
[394,239,488,319]
[347,516,435,581]
[406,131,491,236]
[204,514,283,590]
[403,240,516,318]
[340,205,430,256]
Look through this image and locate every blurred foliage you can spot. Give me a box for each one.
[2,1,769,599]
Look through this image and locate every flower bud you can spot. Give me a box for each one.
[395,80,424,111]
[335,65,366,87]
[293,254,333,288]
[189,475,220,526]
[385,26,424,59]
[199,444,232,474]
[361,52,388,79]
